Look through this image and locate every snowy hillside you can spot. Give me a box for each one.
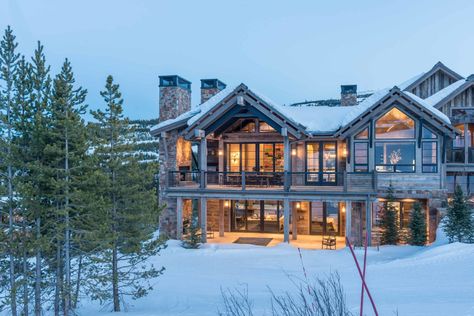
[127,118,159,163]
[78,228,474,316]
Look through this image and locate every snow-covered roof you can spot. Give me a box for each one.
[402,91,450,124]
[398,72,425,90]
[153,76,453,136]
[424,79,468,107]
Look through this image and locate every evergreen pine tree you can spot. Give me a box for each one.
[444,185,473,243]
[87,75,165,311]
[380,184,399,245]
[48,58,88,315]
[0,25,20,316]
[12,55,34,316]
[408,202,427,246]
[182,202,201,249]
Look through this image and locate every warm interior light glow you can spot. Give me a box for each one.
[296,202,301,210]
[291,149,297,156]
[342,148,347,157]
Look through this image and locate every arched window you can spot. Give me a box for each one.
[375,107,415,139]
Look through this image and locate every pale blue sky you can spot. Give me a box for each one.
[2,0,474,119]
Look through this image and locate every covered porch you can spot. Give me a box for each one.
[206,231,347,250]
[175,196,375,249]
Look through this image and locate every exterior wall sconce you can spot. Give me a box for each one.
[218,149,223,156]
[296,202,301,210]
[291,148,297,156]
[224,200,230,208]
[342,147,347,157]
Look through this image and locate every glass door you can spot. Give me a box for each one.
[306,143,320,183]
[246,200,261,232]
[310,201,341,235]
[310,202,324,234]
[263,201,282,232]
[306,142,337,185]
[322,143,337,184]
[232,200,246,231]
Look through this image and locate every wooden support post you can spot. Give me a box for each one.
[200,197,207,243]
[283,131,290,191]
[464,123,469,164]
[291,202,297,240]
[176,197,183,240]
[200,135,207,188]
[283,198,290,243]
[345,200,352,245]
[365,197,372,247]
[219,200,225,237]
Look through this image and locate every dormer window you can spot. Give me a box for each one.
[375,107,415,139]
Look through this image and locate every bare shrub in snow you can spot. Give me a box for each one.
[218,272,352,316]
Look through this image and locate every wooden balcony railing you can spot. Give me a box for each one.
[166,170,377,193]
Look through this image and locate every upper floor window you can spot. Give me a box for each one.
[375,107,415,139]
[259,122,276,133]
[355,127,369,139]
[422,126,437,139]
[375,142,415,173]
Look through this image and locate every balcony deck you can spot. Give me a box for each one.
[166,171,377,198]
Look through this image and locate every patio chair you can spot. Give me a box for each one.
[322,232,337,250]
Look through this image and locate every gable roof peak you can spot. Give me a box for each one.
[390,85,401,92]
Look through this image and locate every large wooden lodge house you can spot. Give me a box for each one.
[151,62,474,247]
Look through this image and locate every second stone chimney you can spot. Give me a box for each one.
[200,79,226,104]
[340,84,358,106]
[159,75,192,123]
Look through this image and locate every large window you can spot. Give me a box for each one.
[375,107,415,139]
[375,142,415,172]
[422,141,437,173]
[306,142,337,184]
[226,143,283,173]
[354,142,369,172]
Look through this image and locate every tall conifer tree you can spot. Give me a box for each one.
[49,58,88,315]
[88,75,165,311]
[0,25,20,316]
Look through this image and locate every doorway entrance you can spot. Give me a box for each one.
[310,201,341,235]
[231,200,283,233]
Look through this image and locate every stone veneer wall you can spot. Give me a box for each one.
[201,88,222,104]
[159,86,191,122]
[158,85,191,238]
[206,199,230,232]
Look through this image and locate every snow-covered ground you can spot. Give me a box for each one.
[80,229,474,316]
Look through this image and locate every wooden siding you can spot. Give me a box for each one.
[439,86,474,115]
[410,69,459,99]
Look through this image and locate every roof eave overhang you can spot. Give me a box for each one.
[150,119,189,137]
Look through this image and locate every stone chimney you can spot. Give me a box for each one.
[159,75,192,122]
[200,79,226,104]
[340,84,358,106]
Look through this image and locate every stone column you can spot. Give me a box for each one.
[291,202,297,240]
[345,201,352,245]
[176,197,183,240]
[201,197,207,243]
[219,200,225,237]
[283,198,290,243]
